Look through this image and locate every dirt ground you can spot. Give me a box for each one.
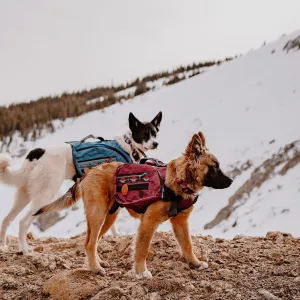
[0,231,299,300]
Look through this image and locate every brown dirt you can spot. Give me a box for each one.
[0,232,300,300]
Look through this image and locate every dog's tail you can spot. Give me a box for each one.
[0,154,32,187]
[33,180,81,216]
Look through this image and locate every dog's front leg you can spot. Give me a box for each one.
[170,208,208,270]
[134,201,168,278]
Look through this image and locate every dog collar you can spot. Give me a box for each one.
[176,178,196,194]
[123,135,146,162]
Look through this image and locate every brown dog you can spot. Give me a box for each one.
[35,132,232,278]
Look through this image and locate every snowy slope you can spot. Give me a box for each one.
[1,30,300,239]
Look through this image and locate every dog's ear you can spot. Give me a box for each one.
[197,131,206,148]
[151,111,162,129]
[129,112,143,131]
[185,134,204,160]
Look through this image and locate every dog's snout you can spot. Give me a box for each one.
[224,177,233,188]
[153,141,159,148]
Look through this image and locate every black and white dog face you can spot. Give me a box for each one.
[129,112,162,150]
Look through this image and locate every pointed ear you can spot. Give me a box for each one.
[151,111,162,129]
[198,131,206,148]
[129,112,142,131]
[185,134,204,160]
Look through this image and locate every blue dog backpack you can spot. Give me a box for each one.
[66,136,132,178]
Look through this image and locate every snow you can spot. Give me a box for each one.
[1,30,300,239]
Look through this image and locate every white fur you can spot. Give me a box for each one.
[135,270,153,279]
[143,136,158,151]
[0,134,146,253]
[0,154,35,187]
[198,261,208,270]
[110,223,121,237]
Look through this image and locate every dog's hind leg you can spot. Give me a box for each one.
[100,209,120,239]
[96,210,120,267]
[110,223,121,237]
[85,205,107,274]
[170,208,208,270]
[18,208,38,254]
[0,187,30,249]
[18,164,66,254]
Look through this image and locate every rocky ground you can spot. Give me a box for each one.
[0,231,299,300]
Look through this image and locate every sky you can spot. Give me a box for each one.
[0,0,300,105]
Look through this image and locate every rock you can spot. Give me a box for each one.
[184,282,195,292]
[198,253,209,262]
[233,234,246,240]
[209,262,219,270]
[27,232,35,240]
[131,284,145,297]
[266,231,293,244]
[216,238,225,243]
[217,268,234,279]
[148,292,161,300]
[215,259,225,264]
[294,277,300,282]
[269,252,282,259]
[180,296,191,300]
[258,289,281,300]
[44,270,108,300]
[92,287,125,300]
[33,246,44,253]
[31,254,57,271]
[1,277,19,290]
[220,251,230,258]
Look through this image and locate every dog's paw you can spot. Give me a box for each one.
[90,266,106,276]
[17,246,33,255]
[198,261,209,270]
[135,270,153,279]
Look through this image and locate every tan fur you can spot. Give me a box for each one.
[37,132,222,277]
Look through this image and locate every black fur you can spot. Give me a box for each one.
[129,112,162,146]
[26,148,45,161]
[204,164,233,189]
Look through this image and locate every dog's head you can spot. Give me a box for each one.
[129,112,162,151]
[181,132,233,191]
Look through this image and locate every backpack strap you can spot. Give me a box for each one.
[123,135,147,162]
[80,134,105,143]
[163,186,181,217]
[109,201,122,214]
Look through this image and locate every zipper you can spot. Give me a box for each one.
[78,156,115,163]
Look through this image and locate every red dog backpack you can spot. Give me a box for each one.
[112,158,198,216]
[114,159,166,213]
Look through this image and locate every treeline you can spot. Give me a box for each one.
[0,57,234,142]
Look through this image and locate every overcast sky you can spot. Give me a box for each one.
[1,0,300,105]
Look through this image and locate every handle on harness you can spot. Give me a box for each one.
[80,134,105,143]
[139,158,166,167]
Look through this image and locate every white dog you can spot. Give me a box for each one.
[0,112,162,254]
